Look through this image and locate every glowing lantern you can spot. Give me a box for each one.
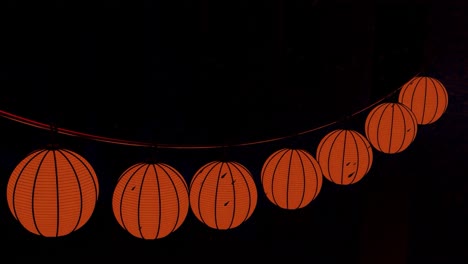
[398,76,449,125]
[365,102,418,154]
[6,146,99,237]
[189,161,257,230]
[261,148,322,209]
[316,129,373,185]
[112,162,189,240]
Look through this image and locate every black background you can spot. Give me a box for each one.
[0,0,466,263]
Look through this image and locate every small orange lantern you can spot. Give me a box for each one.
[261,148,322,209]
[316,129,373,185]
[365,102,418,154]
[6,146,99,237]
[112,162,189,240]
[189,161,257,230]
[398,76,449,125]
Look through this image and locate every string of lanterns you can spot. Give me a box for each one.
[3,75,449,239]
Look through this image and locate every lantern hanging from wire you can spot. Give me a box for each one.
[316,129,373,185]
[365,102,418,154]
[189,160,257,230]
[112,162,189,240]
[6,145,99,237]
[261,148,322,210]
[398,76,449,125]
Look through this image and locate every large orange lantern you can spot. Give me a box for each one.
[316,129,373,185]
[365,102,418,154]
[6,146,99,237]
[398,76,449,125]
[261,148,322,209]
[189,161,257,230]
[112,162,189,240]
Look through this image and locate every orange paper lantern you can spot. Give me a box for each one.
[6,146,99,237]
[112,162,189,240]
[316,129,373,185]
[261,148,322,209]
[398,76,449,125]
[365,102,418,154]
[189,161,257,230]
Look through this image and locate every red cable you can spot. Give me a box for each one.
[0,75,412,149]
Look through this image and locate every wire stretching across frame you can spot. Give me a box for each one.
[0,72,420,150]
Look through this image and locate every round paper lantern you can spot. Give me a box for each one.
[365,102,418,154]
[6,146,99,237]
[112,162,189,240]
[261,148,322,209]
[316,129,373,185]
[189,161,257,230]
[398,76,449,125]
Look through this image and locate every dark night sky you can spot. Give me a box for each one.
[0,1,466,263]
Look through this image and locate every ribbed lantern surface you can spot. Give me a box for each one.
[398,76,449,125]
[112,162,189,239]
[261,148,323,209]
[316,129,373,185]
[189,161,257,230]
[6,147,99,237]
[365,102,418,154]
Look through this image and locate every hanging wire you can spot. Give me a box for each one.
[0,72,420,150]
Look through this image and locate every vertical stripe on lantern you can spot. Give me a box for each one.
[58,149,99,235]
[189,161,257,230]
[261,148,322,209]
[365,103,418,154]
[112,162,189,240]
[316,130,373,185]
[399,76,449,125]
[7,148,99,237]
